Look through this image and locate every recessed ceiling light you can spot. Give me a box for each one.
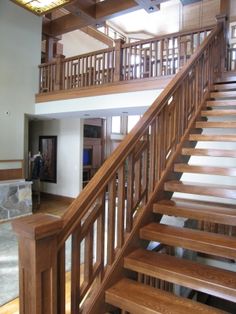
[148,6,154,12]
[11,0,73,16]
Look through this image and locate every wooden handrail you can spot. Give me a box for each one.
[58,23,222,247]
[13,17,226,314]
[122,25,213,48]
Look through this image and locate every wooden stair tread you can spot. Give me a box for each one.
[210,91,236,98]
[124,249,236,302]
[164,180,236,199]
[153,199,236,225]
[196,121,236,128]
[207,100,236,106]
[214,83,236,91]
[174,163,236,176]
[182,148,236,157]
[201,110,236,116]
[105,278,226,314]
[140,223,236,259]
[189,134,236,142]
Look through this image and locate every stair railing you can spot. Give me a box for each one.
[13,15,226,314]
[38,26,213,94]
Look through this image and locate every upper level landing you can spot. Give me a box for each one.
[36,27,212,112]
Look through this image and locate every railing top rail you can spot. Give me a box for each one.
[121,25,213,48]
[61,47,115,63]
[58,22,222,248]
[39,61,57,68]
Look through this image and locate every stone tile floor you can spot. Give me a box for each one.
[0,222,18,306]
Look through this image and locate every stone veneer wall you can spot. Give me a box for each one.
[0,181,32,221]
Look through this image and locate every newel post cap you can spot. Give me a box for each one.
[12,213,63,240]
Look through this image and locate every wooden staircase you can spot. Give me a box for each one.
[105,79,236,313]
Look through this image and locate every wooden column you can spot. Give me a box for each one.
[45,36,54,62]
[12,214,63,314]
[216,14,227,74]
[55,54,65,91]
[114,38,125,82]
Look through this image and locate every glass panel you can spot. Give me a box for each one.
[112,116,121,133]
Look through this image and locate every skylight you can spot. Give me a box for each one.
[12,0,72,16]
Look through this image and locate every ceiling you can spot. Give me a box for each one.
[39,0,202,37]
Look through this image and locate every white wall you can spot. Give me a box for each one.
[61,30,108,58]
[29,118,83,198]
[0,1,41,159]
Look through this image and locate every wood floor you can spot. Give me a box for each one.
[0,194,74,314]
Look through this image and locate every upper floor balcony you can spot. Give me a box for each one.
[37,26,213,103]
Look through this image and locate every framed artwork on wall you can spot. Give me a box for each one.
[39,135,57,183]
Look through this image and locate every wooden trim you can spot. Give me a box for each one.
[41,192,75,203]
[36,76,173,103]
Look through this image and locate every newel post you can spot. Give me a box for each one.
[216,14,227,73]
[114,38,125,82]
[55,54,65,90]
[12,213,63,314]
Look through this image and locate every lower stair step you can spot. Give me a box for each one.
[105,278,226,314]
[201,109,236,116]
[195,121,236,128]
[124,249,236,302]
[140,223,236,259]
[207,99,236,106]
[189,134,236,142]
[164,180,236,199]
[210,91,236,98]
[174,163,236,176]
[181,148,236,157]
[153,199,236,226]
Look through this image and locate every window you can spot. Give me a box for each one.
[128,115,141,132]
[112,116,121,133]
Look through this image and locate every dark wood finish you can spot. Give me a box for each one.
[153,199,236,226]
[140,223,236,259]
[105,278,226,314]
[124,249,236,302]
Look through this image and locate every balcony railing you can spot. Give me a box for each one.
[38,26,212,94]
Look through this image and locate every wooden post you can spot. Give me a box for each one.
[55,54,65,90]
[114,38,125,82]
[12,213,63,314]
[216,14,227,74]
[45,36,54,62]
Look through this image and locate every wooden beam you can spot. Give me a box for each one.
[81,26,114,47]
[43,13,92,36]
[43,0,139,36]
[95,0,139,20]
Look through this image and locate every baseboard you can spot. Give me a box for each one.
[40,192,75,203]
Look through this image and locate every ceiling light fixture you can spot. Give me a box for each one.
[11,0,73,16]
